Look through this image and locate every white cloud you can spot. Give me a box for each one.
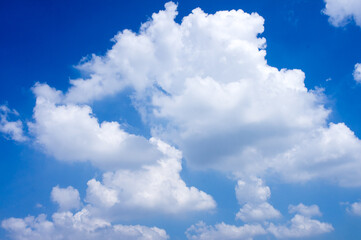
[0,105,27,142]
[131,5,331,178]
[235,178,281,222]
[24,1,361,188]
[86,179,119,208]
[187,203,331,239]
[185,221,266,240]
[85,138,216,216]
[272,123,361,187]
[323,0,361,27]
[268,214,333,239]
[64,2,267,104]
[58,1,361,187]
[235,178,270,204]
[236,202,281,222]
[1,209,168,240]
[51,186,81,211]
[353,63,361,83]
[347,201,361,215]
[3,3,355,239]
[288,203,322,217]
[29,83,163,170]
[28,82,215,216]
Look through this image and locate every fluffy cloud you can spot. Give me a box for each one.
[323,0,361,27]
[235,178,281,222]
[354,63,361,83]
[268,203,332,238]
[288,203,322,217]
[347,201,361,215]
[186,203,332,239]
[64,2,267,104]
[235,178,270,204]
[268,214,333,238]
[2,2,357,239]
[85,138,216,216]
[272,123,361,187]
[1,209,168,240]
[236,203,281,223]
[51,186,81,211]
[25,2,361,187]
[0,105,27,142]
[2,141,214,238]
[185,221,266,240]
[188,181,331,239]
[28,83,215,215]
[51,1,361,187]
[29,83,163,170]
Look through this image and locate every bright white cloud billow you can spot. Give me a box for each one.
[268,203,333,238]
[268,214,333,239]
[85,138,216,216]
[2,178,172,240]
[39,2,361,186]
[3,2,361,239]
[51,186,81,211]
[1,209,168,240]
[235,178,281,222]
[28,83,215,216]
[236,202,281,223]
[0,105,27,142]
[272,123,361,187]
[29,83,163,170]
[323,0,361,27]
[187,203,332,239]
[235,178,270,205]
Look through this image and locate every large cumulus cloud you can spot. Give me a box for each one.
[40,2,361,186]
[2,2,361,239]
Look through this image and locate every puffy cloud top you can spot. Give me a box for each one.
[51,186,81,211]
[85,138,216,216]
[27,1,361,186]
[323,0,361,27]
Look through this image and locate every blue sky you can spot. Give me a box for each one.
[1,0,361,239]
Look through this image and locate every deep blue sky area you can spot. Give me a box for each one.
[1,0,361,239]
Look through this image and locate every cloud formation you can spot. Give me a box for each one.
[354,63,361,83]
[0,105,27,142]
[288,203,322,218]
[187,203,332,239]
[29,83,163,170]
[3,2,361,239]
[272,123,361,187]
[185,221,266,240]
[38,1,361,187]
[268,204,333,238]
[1,209,168,240]
[347,201,361,215]
[235,178,281,222]
[51,186,81,211]
[323,0,361,27]
[268,214,333,238]
[85,138,216,216]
